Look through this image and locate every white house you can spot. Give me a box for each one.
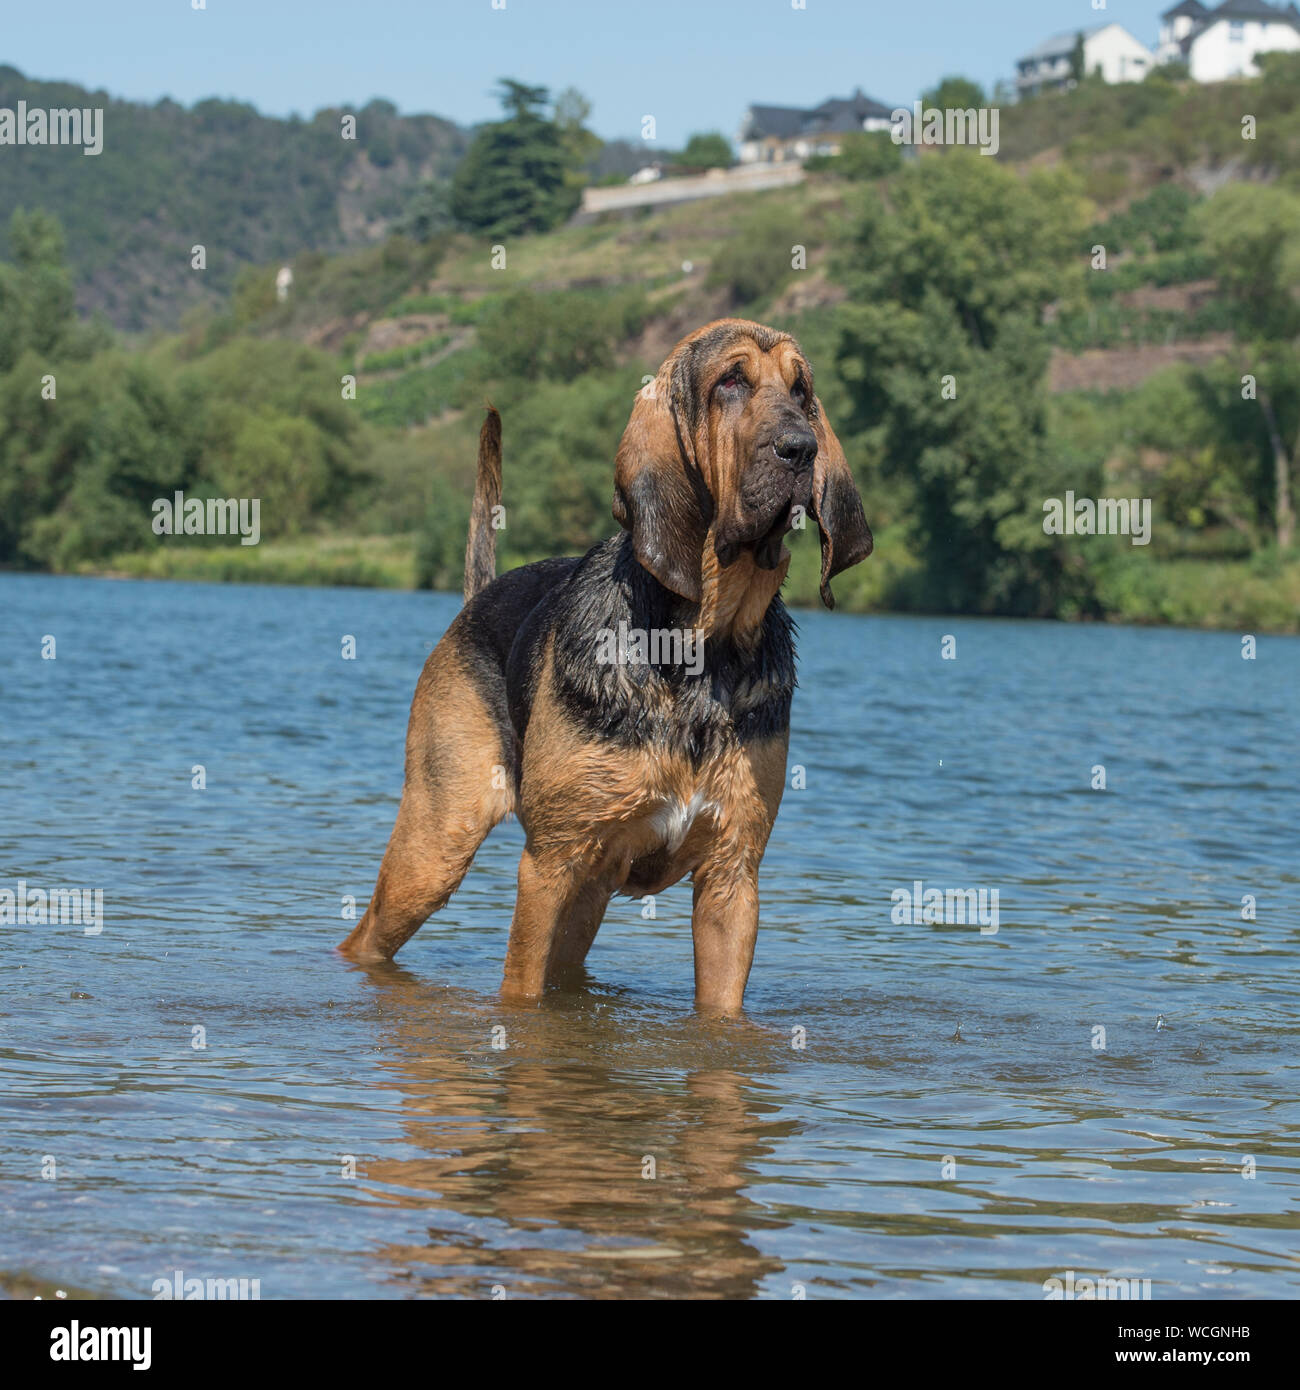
[1158,0,1300,81]
[1156,1,1211,63]
[1015,24,1154,98]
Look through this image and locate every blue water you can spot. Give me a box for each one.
[1,572,1297,1299]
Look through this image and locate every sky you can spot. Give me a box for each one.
[4,0,1176,146]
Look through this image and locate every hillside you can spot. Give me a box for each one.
[2,60,1298,630]
[0,65,467,330]
[6,53,1297,335]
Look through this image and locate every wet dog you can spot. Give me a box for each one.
[340,319,872,1013]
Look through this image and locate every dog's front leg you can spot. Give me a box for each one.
[690,852,760,1015]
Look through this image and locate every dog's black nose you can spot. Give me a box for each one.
[773,430,817,470]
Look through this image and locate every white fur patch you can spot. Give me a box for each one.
[646,791,718,853]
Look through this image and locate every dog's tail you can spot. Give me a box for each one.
[463,404,502,603]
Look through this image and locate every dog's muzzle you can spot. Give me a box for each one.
[716,447,816,569]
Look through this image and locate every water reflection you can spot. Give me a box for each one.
[350,965,796,1298]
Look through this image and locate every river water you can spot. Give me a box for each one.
[1,572,1297,1298]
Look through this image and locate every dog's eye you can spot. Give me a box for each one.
[791,379,808,405]
[716,367,748,394]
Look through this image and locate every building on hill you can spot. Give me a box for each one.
[737,89,894,163]
[1156,0,1211,62]
[1012,4,1299,98]
[1015,24,1155,97]
[1157,0,1300,80]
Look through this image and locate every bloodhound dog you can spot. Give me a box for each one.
[339,318,872,1013]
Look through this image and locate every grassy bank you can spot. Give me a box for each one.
[69,531,1300,634]
[83,534,418,589]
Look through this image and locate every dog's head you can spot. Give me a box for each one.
[612,318,872,608]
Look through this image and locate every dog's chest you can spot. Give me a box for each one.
[563,652,792,765]
[625,784,721,893]
[645,787,719,854]
[552,569,796,761]
[622,729,776,891]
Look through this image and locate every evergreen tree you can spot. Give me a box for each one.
[450,80,581,236]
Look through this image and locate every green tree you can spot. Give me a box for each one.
[806,130,902,179]
[553,87,602,167]
[475,288,648,383]
[1069,33,1086,84]
[0,350,200,567]
[359,98,399,167]
[672,132,734,171]
[0,209,84,370]
[449,79,581,236]
[1114,364,1269,548]
[397,179,453,242]
[833,154,1093,613]
[1146,59,1189,84]
[920,76,988,111]
[497,79,549,121]
[1196,183,1300,548]
[705,204,800,307]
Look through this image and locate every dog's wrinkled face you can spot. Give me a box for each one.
[613,318,872,609]
[698,330,819,571]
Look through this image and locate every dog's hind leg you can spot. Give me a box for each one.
[339,647,513,963]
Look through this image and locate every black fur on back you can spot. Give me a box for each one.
[447,534,796,777]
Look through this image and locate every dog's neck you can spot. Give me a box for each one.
[695,538,789,643]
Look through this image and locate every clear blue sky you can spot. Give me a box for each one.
[5,0,1173,145]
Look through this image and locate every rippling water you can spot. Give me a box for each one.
[1,572,1297,1299]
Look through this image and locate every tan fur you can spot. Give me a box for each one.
[340,642,513,962]
[499,640,787,1008]
[698,544,790,641]
[692,335,806,540]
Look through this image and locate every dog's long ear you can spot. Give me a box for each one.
[612,357,712,602]
[809,400,872,609]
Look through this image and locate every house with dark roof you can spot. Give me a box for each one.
[1014,23,1154,97]
[1157,0,1300,78]
[737,88,895,164]
[1157,0,1210,62]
